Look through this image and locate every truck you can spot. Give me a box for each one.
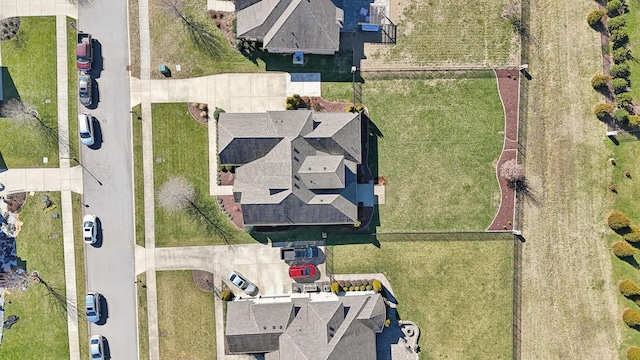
[76,32,92,72]
[280,245,318,262]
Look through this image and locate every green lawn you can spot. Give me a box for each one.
[149,0,261,78]
[374,0,519,66]
[137,273,149,360]
[151,103,252,246]
[72,193,88,360]
[67,17,79,158]
[334,239,514,360]
[0,17,59,167]
[157,271,215,360]
[624,3,640,107]
[605,141,640,358]
[328,73,504,232]
[132,106,145,247]
[0,193,69,359]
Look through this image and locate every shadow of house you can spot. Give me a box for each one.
[226,292,386,359]
[1,66,20,102]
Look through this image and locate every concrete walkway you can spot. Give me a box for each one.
[0,0,77,19]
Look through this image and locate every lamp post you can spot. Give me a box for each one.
[67,21,77,31]
[135,280,147,288]
[130,110,142,120]
[351,66,357,108]
[62,157,103,186]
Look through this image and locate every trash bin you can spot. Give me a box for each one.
[158,64,171,77]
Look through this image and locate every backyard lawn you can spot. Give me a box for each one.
[327,73,504,232]
[0,193,69,359]
[0,17,59,167]
[334,239,514,360]
[156,271,215,360]
[365,0,519,67]
[152,103,252,246]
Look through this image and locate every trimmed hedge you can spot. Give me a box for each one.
[609,211,632,230]
[620,279,640,296]
[623,308,640,327]
[613,241,636,257]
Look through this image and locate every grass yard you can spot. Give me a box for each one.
[132,106,145,247]
[149,0,261,78]
[519,0,621,358]
[329,73,504,232]
[0,17,59,167]
[67,17,79,158]
[334,239,514,359]
[364,0,519,67]
[0,193,68,359]
[137,273,150,360]
[152,103,252,246]
[605,141,640,357]
[156,271,215,360]
[624,0,640,107]
[72,193,89,360]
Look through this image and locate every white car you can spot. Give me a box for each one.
[83,214,97,244]
[228,271,258,296]
[78,113,95,146]
[85,292,101,323]
[90,335,104,359]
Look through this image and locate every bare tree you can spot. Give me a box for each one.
[157,176,196,212]
[0,268,30,289]
[1,98,39,124]
[160,0,185,18]
[500,159,525,185]
[159,0,222,59]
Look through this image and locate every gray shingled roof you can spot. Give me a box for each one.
[236,0,342,54]
[218,110,364,226]
[225,294,386,359]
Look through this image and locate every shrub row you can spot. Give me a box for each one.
[332,279,382,293]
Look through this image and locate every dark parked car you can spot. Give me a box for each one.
[280,245,318,262]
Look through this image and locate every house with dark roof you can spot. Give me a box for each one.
[225,292,386,359]
[218,110,373,227]
[235,0,344,54]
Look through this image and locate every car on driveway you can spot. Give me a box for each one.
[289,264,317,279]
[280,245,319,262]
[85,292,101,323]
[90,335,104,359]
[227,271,258,296]
[83,214,98,244]
[79,73,92,107]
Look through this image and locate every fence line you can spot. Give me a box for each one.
[513,235,523,360]
[375,231,515,242]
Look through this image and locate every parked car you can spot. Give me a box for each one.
[85,292,101,323]
[280,245,319,262]
[83,214,97,244]
[89,335,104,360]
[78,113,94,146]
[289,264,317,279]
[79,73,92,107]
[76,32,92,72]
[227,270,258,296]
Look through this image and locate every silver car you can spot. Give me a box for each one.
[85,292,101,323]
[228,271,258,296]
[83,214,97,245]
[90,335,104,360]
[79,73,92,107]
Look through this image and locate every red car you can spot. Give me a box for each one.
[289,264,317,279]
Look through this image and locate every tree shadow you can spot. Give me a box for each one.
[188,195,237,244]
[619,255,640,269]
[509,179,541,207]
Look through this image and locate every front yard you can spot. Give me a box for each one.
[0,192,69,359]
[334,239,514,359]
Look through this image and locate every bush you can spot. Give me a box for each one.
[366,285,372,291]
[616,93,633,107]
[614,108,630,122]
[355,105,364,113]
[612,77,629,93]
[349,286,355,291]
[342,286,348,292]
[611,63,631,79]
[345,105,355,112]
[587,10,606,27]
[613,241,636,257]
[359,285,366,291]
[620,280,640,296]
[220,289,235,301]
[372,279,382,293]
[607,0,625,17]
[591,74,611,90]
[612,28,630,48]
[629,115,640,127]
[628,347,640,360]
[609,211,632,230]
[594,103,615,119]
[285,103,295,110]
[500,159,525,184]
[623,308,640,327]
[624,225,640,242]
[613,48,632,64]
[213,107,225,121]
[608,15,626,30]
[330,282,340,294]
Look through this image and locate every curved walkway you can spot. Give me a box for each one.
[487,69,520,231]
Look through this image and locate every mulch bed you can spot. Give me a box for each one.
[217,195,244,229]
[192,270,214,292]
[188,103,209,125]
[488,70,520,231]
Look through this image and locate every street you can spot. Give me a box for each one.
[78,0,137,358]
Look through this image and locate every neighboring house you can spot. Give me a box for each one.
[235,0,344,54]
[225,292,386,359]
[218,110,373,227]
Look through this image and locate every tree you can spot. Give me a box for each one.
[629,115,640,127]
[619,280,640,296]
[623,308,640,327]
[624,225,640,243]
[616,93,633,107]
[606,0,625,17]
[1,98,69,152]
[608,15,626,31]
[615,108,630,122]
[160,0,221,60]
[612,28,630,48]
[594,103,615,119]
[613,47,632,64]
[611,63,631,79]
[500,159,525,185]
[609,211,632,230]
[591,74,611,91]
[613,241,636,257]
[157,176,196,212]
[587,10,605,27]
[628,347,640,360]
[372,279,382,293]
[612,77,629,94]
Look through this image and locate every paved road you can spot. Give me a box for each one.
[78,1,137,358]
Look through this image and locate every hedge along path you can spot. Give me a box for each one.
[487,69,520,231]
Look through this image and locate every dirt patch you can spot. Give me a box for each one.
[208,10,235,46]
[188,102,209,124]
[191,270,214,292]
[4,192,27,213]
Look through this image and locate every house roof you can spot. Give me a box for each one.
[218,110,363,226]
[225,293,386,359]
[236,0,342,54]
